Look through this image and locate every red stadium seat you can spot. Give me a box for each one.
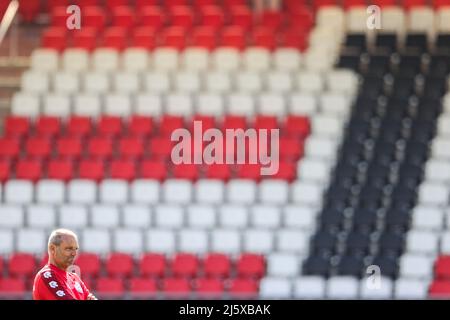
[42,27,67,51]
[222,116,247,131]
[18,0,40,22]
[236,254,265,278]
[434,0,450,8]
[237,164,262,181]
[403,0,427,9]
[38,253,49,268]
[271,161,296,181]
[112,6,135,30]
[172,164,200,180]
[77,0,100,8]
[82,7,106,30]
[165,0,189,8]
[50,6,70,27]
[109,0,130,9]
[284,116,310,138]
[0,138,20,161]
[429,281,450,298]
[228,278,259,298]
[129,278,158,298]
[0,256,3,274]
[75,253,101,278]
[97,116,123,137]
[194,0,217,7]
[205,164,231,180]
[139,6,166,30]
[199,6,224,31]
[280,29,308,51]
[191,26,217,50]
[258,10,283,30]
[4,116,30,137]
[47,158,74,181]
[0,160,10,182]
[78,159,105,180]
[229,5,253,30]
[110,159,136,180]
[48,0,69,9]
[171,254,199,277]
[312,0,338,10]
[25,137,51,159]
[56,137,83,159]
[162,278,191,297]
[280,137,304,160]
[8,253,36,278]
[0,278,26,298]
[16,159,42,181]
[170,6,195,29]
[87,137,113,159]
[128,116,154,136]
[148,137,174,159]
[435,256,450,280]
[72,27,98,51]
[190,115,216,132]
[66,116,93,137]
[159,115,185,136]
[221,26,246,49]
[161,26,186,49]
[139,253,166,277]
[136,0,159,10]
[102,27,128,50]
[203,254,231,278]
[195,278,224,297]
[95,278,125,298]
[36,117,61,137]
[224,0,249,9]
[132,27,157,49]
[251,27,276,50]
[253,116,279,131]
[119,137,145,159]
[105,253,135,278]
[343,0,367,8]
[140,159,167,180]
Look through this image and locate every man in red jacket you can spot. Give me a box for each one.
[33,228,97,300]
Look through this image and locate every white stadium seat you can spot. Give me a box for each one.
[174,72,201,93]
[250,205,281,229]
[0,230,14,255]
[122,48,150,72]
[258,93,286,117]
[244,229,273,254]
[146,229,176,253]
[62,49,89,73]
[105,94,132,116]
[196,93,224,116]
[228,93,255,116]
[11,92,40,117]
[243,48,271,72]
[59,205,89,229]
[135,93,162,116]
[31,49,59,72]
[277,230,308,254]
[179,230,209,253]
[259,180,289,204]
[359,277,393,299]
[27,205,56,229]
[181,48,209,71]
[406,231,439,255]
[163,179,193,204]
[130,179,160,204]
[187,205,217,229]
[195,180,224,204]
[293,276,326,299]
[92,48,119,72]
[53,72,80,94]
[291,182,322,206]
[272,48,301,71]
[152,48,179,72]
[16,229,46,254]
[91,205,120,228]
[68,180,97,204]
[219,205,249,229]
[113,229,143,254]
[21,71,49,94]
[82,229,111,254]
[326,277,359,299]
[144,72,171,93]
[236,71,262,93]
[99,180,129,204]
[267,253,300,277]
[211,229,241,254]
[212,48,240,72]
[227,179,257,204]
[122,205,152,229]
[36,180,65,204]
[411,207,444,231]
[113,72,140,94]
[0,205,24,228]
[259,278,292,299]
[289,93,318,116]
[394,278,429,299]
[43,94,71,117]
[154,205,184,229]
[84,72,110,94]
[74,94,102,117]
[166,93,193,116]
[284,205,317,230]
[4,180,33,204]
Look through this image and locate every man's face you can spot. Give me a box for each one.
[50,235,79,270]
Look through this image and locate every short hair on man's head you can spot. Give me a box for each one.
[48,229,78,247]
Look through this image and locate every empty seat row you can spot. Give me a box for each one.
[0,228,309,255]
[0,203,317,231]
[0,179,324,205]
[12,91,355,118]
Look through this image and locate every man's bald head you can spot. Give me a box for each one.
[48,228,78,248]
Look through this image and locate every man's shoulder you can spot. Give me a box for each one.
[35,265,54,279]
